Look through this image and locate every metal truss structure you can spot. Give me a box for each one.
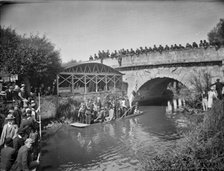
[57,63,123,95]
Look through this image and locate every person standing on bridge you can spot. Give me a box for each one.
[210,79,224,100]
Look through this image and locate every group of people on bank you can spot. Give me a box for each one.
[202,78,224,111]
[77,96,138,124]
[0,83,40,171]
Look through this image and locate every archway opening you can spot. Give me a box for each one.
[133,77,188,106]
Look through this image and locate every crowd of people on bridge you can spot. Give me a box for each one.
[89,40,222,63]
[76,96,138,124]
[0,83,41,171]
[201,78,224,111]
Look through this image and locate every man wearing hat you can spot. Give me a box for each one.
[210,78,224,100]
[0,137,16,171]
[14,86,21,106]
[20,108,39,140]
[11,138,39,171]
[85,104,92,124]
[0,114,18,147]
[13,128,25,155]
[5,86,15,103]
[13,105,22,127]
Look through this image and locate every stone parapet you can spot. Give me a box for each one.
[86,47,224,68]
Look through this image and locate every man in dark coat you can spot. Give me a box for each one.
[13,105,22,127]
[211,79,224,100]
[5,86,15,103]
[13,129,25,155]
[0,137,16,171]
[20,109,38,138]
[11,138,39,171]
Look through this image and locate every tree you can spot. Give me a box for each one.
[62,59,80,68]
[0,26,62,93]
[0,26,21,72]
[187,71,212,108]
[208,18,224,46]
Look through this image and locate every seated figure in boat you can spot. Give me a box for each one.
[133,102,140,114]
[120,97,128,116]
[105,105,115,122]
[94,107,105,123]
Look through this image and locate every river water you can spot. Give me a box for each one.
[40,106,188,171]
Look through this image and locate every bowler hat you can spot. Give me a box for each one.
[31,102,36,107]
[14,85,20,90]
[17,128,24,135]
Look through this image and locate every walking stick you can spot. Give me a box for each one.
[38,93,42,139]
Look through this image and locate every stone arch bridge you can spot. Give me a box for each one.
[85,47,224,104]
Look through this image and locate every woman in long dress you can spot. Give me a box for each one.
[202,91,208,111]
[207,88,217,109]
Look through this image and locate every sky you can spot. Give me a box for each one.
[1,0,224,63]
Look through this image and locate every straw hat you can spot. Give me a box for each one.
[5,114,15,120]
[25,138,34,144]
[14,85,20,91]
[31,102,36,107]
[26,108,31,112]
[0,91,6,96]
[9,109,14,113]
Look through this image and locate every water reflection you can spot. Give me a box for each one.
[40,106,179,171]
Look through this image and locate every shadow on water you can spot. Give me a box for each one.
[40,106,179,171]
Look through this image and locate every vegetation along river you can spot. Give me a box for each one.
[39,106,189,171]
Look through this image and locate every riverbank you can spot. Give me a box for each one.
[146,99,224,170]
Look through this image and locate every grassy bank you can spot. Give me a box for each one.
[147,100,224,170]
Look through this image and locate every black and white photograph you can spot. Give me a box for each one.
[0,0,224,170]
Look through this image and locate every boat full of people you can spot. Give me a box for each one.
[70,97,143,128]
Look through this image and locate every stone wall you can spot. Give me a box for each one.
[87,47,224,68]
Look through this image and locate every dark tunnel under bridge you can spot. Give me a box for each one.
[133,77,187,106]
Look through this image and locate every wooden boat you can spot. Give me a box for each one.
[70,122,90,128]
[70,110,144,128]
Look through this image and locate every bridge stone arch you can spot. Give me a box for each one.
[123,65,223,103]
[85,47,224,104]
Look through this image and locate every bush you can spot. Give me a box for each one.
[147,100,224,170]
[56,98,79,120]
